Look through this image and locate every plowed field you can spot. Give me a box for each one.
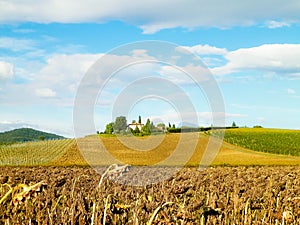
[1,166,299,224]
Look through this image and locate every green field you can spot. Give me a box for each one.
[210,128,300,157]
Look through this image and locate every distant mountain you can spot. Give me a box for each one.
[0,128,65,144]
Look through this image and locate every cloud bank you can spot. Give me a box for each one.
[3,43,300,108]
[0,0,300,33]
[212,44,300,78]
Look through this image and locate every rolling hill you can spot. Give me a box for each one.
[0,130,300,166]
[0,128,65,144]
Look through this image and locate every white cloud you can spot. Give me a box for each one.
[265,20,291,29]
[212,44,300,77]
[177,45,228,68]
[131,49,148,57]
[0,37,36,52]
[178,45,227,56]
[1,51,163,108]
[1,1,300,33]
[287,88,296,94]
[159,64,211,85]
[40,54,100,80]
[0,61,14,80]
[35,88,57,98]
[21,52,156,106]
[34,53,101,97]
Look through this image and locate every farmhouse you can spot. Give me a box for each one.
[127,122,144,131]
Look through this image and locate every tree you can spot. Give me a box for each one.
[138,115,141,124]
[172,124,176,129]
[129,126,141,136]
[168,122,171,128]
[142,118,151,135]
[39,136,45,141]
[134,126,140,134]
[157,123,165,130]
[105,122,114,134]
[113,116,127,133]
[232,121,237,127]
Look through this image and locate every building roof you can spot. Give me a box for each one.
[128,122,144,126]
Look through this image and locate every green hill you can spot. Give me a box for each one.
[0,128,65,144]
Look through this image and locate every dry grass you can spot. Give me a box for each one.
[1,132,299,167]
[65,133,300,167]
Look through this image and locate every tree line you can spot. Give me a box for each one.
[102,117,241,136]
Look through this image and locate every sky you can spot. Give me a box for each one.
[1,0,300,137]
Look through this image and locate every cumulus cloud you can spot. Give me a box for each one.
[212,44,300,78]
[0,61,14,80]
[35,53,101,96]
[25,52,156,105]
[0,54,103,107]
[0,0,300,33]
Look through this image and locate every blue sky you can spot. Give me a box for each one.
[1,1,300,137]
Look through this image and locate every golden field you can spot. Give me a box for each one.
[55,131,300,167]
[1,129,300,167]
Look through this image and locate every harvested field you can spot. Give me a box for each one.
[1,166,300,224]
[55,133,300,167]
[1,133,300,167]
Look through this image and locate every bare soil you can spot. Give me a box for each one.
[0,166,299,224]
